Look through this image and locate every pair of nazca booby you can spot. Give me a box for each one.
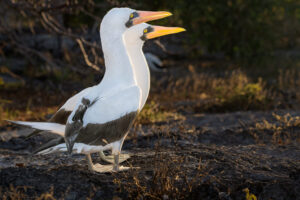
[7,8,185,172]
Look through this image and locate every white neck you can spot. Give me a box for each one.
[99,36,137,91]
[126,42,150,109]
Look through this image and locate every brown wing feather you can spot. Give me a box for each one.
[49,109,72,124]
[76,111,137,146]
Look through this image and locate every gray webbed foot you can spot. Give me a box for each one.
[86,153,131,173]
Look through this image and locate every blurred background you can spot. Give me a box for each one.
[0,0,300,124]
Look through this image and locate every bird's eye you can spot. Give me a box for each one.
[130,13,134,18]
[144,29,148,33]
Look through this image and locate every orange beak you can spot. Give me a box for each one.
[144,25,186,40]
[126,11,172,27]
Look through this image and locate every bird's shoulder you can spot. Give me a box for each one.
[49,86,95,124]
[61,86,94,111]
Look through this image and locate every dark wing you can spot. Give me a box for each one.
[49,109,72,124]
[75,111,137,146]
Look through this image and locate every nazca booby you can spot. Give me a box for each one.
[17,8,173,164]
[8,12,185,173]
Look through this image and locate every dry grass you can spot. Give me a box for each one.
[0,104,58,126]
[137,101,185,124]
[276,69,300,108]
[252,113,300,145]
[151,63,300,112]
[151,67,271,111]
[114,151,203,200]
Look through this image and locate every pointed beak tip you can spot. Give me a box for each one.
[168,27,187,34]
[178,27,186,32]
[157,11,173,19]
[165,11,173,17]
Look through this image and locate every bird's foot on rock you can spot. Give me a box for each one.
[91,164,133,173]
[90,163,114,173]
[99,151,130,164]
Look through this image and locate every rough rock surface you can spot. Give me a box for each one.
[0,110,299,199]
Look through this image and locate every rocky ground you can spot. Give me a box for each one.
[0,109,299,199]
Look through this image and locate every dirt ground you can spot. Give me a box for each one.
[1,108,299,199]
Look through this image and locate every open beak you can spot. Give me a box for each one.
[126,11,172,27]
[145,25,186,40]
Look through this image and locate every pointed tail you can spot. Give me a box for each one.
[6,120,65,137]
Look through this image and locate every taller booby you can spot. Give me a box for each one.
[7,9,185,172]
[24,8,173,162]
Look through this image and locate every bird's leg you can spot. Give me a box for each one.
[98,151,107,161]
[98,134,130,164]
[112,152,130,171]
[111,140,133,172]
[86,153,94,171]
[111,151,138,172]
[118,135,131,162]
[113,153,120,171]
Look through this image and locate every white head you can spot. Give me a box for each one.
[100,7,134,44]
[123,23,148,47]
[100,8,173,47]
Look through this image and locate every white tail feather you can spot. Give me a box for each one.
[6,120,65,137]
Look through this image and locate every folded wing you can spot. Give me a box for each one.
[64,85,141,153]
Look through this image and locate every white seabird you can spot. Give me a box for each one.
[8,11,185,173]
[19,8,173,163]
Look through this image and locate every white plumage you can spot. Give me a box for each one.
[6,120,65,137]
[7,8,185,172]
